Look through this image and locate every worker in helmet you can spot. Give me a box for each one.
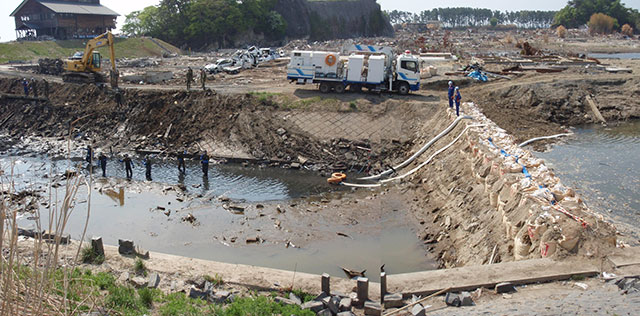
[22,78,29,96]
[186,67,193,90]
[447,81,455,109]
[454,87,462,116]
[200,151,210,177]
[200,68,207,91]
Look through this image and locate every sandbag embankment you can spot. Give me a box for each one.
[410,103,617,268]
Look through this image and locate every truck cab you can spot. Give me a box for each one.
[395,52,421,93]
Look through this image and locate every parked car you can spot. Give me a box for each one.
[204,58,234,74]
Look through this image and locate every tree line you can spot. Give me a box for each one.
[122,0,286,49]
[386,8,557,29]
[554,0,639,31]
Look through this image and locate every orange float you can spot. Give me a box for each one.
[327,172,346,184]
[325,54,337,66]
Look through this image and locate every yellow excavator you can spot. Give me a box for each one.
[62,31,118,88]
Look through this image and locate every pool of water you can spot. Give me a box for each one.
[2,155,436,280]
[589,52,640,59]
[535,121,640,242]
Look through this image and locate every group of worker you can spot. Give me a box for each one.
[185,67,212,91]
[85,145,211,180]
[447,81,462,116]
[22,78,49,99]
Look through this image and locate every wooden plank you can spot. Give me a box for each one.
[585,95,606,123]
[388,258,599,297]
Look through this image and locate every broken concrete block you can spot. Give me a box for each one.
[411,304,426,316]
[117,271,130,284]
[210,290,231,303]
[364,301,382,316]
[130,276,147,288]
[91,237,105,257]
[444,292,461,307]
[290,162,301,169]
[42,231,71,244]
[118,239,135,255]
[188,287,208,300]
[274,297,297,305]
[495,282,517,294]
[460,291,473,306]
[337,312,356,316]
[288,292,302,305]
[301,300,324,313]
[384,293,404,308]
[276,128,286,136]
[356,277,369,305]
[315,291,329,301]
[328,296,340,314]
[147,272,160,288]
[317,309,332,316]
[339,297,352,311]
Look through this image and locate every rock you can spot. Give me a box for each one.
[410,304,426,316]
[301,300,324,313]
[130,276,147,288]
[117,271,130,284]
[444,292,461,307]
[290,162,301,169]
[317,309,332,316]
[147,272,160,288]
[337,312,356,316]
[364,301,382,316]
[328,296,340,314]
[189,287,208,300]
[91,237,105,257]
[210,290,231,303]
[339,297,352,311]
[118,239,135,255]
[275,297,297,305]
[315,291,329,301]
[136,248,150,259]
[288,292,302,305]
[384,293,404,308]
[495,282,517,294]
[460,291,473,306]
[187,276,207,289]
[276,128,287,136]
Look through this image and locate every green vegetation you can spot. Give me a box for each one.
[553,0,640,31]
[386,8,557,29]
[0,37,181,64]
[134,258,148,276]
[81,245,105,264]
[204,273,225,286]
[123,0,287,49]
[290,289,314,303]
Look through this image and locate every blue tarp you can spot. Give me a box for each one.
[467,70,488,82]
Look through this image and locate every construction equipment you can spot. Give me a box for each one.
[286,45,421,94]
[62,31,118,87]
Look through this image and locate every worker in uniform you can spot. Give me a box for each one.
[200,68,207,91]
[178,149,187,174]
[30,78,38,98]
[447,81,455,108]
[186,67,193,90]
[86,145,93,166]
[22,78,29,96]
[454,87,462,117]
[200,151,210,177]
[121,154,134,179]
[144,156,152,181]
[98,152,108,177]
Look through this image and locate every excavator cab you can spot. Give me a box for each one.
[91,51,101,70]
[62,31,116,86]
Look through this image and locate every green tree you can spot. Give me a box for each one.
[553,0,639,30]
[122,6,159,37]
[490,17,498,27]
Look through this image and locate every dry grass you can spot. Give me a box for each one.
[1,154,93,315]
[622,24,634,37]
[588,13,616,35]
[556,25,567,38]
[504,33,514,44]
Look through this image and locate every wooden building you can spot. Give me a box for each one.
[10,0,119,40]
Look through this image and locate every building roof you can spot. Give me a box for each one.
[11,0,119,17]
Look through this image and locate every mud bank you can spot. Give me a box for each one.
[0,78,430,174]
[393,104,618,268]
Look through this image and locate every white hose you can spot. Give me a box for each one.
[343,124,487,188]
[518,133,572,147]
[358,115,473,181]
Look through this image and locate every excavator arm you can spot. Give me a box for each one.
[80,31,117,72]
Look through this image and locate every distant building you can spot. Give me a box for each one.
[10,0,119,40]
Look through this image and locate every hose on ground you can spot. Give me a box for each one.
[343,124,487,188]
[357,115,473,181]
[518,133,573,147]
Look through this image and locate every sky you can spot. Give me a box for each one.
[1,0,640,42]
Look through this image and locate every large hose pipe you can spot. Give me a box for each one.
[518,133,573,147]
[358,115,473,181]
[343,124,487,188]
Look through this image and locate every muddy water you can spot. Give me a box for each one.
[3,156,436,280]
[535,121,640,243]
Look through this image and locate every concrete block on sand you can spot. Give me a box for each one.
[460,291,473,306]
[301,300,324,313]
[364,301,382,316]
[328,296,340,314]
[91,236,105,257]
[188,287,208,300]
[147,272,160,288]
[384,292,404,308]
[118,239,135,255]
[274,297,297,305]
[339,297,352,311]
[411,304,426,316]
[495,282,517,294]
[288,292,302,305]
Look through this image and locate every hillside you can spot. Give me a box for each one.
[0,37,182,64]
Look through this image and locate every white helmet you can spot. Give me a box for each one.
[448,81,453,86]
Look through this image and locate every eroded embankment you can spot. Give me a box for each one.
[0,78,425,173]
[403,103,617,268]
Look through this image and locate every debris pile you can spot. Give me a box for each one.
[37,58,64,75]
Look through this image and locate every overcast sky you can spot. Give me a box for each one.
[2,0,640,42]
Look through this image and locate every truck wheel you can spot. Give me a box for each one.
[334,84,346,94]
[398,82,410,95]
[319,82,331,93]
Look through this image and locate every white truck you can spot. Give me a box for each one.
[286,45,420,94]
